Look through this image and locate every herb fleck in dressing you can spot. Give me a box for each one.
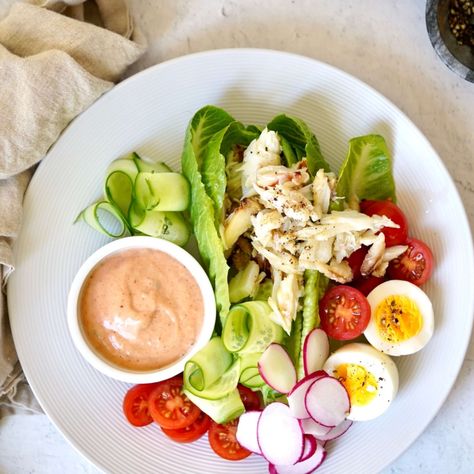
[79,248,204,371]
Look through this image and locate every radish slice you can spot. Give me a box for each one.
[236,410,262,454]
[305,376,350,427]
[301,418,332,438]
[258,344,297,394]
[303,329,330,376]
[257,402,304,466]
[299,435,317,462]
[270,440,327,474]
[288,371,328,419]
[317,419,353,441]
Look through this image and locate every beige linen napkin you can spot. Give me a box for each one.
[0,1,145,416]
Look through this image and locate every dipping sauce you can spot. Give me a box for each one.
[79,248,204,371]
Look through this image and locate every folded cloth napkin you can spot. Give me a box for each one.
[0,0,145,417]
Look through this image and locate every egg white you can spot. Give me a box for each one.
[323,343,399,421]
[365,280,434,356]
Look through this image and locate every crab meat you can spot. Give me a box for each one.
[254,184,317,223]
[302,258,353,283]
[268,272,302,335]
[256,165,310,189]
[312,169,334,217]
[223,198,261,250]
[298,238,334,266]
[320,210,398,233]
[252,240,299,274]
[251,209,283,248]
[333,231,361,262]
[372,244,408,277]
[241,128,281,198]
[360,233,386,276]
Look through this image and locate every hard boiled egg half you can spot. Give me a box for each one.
[323,343,398,421]
[364,280,434,356]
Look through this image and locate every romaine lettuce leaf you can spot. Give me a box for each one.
[335,134,396,209]
[181,106,234,324]
[267,114,330,175]
[201,121,259,224]
[297,270,328,379]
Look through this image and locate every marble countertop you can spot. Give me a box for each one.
[1,0,473,472]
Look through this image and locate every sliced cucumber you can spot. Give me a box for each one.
[228,260,262,303]
[132,152,173,173]
[239,353,265,388]
[75,201,130,238]
[105,158,139,183]
[134,172,190,211]
[133,210,190,247]
[222,301,284,354]
[183,388,244,424]
[184,358,241,400]
[184,337,240,401]
[104,171,133,217]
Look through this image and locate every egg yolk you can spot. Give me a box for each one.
[333,363,378,406]
[374,295,422,343]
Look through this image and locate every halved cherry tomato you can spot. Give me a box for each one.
[123,383,158,427]
[360,200,408,246]
[387,237,434,286]
[148,376,201,430]
[208,420,252,461]
[319,285,371,340]
[346,246,368,280]
[352,275,384,296]
[162,411,211,443]
[238,385,261,411]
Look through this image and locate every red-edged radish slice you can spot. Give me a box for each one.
[288,371,328,419]
[301,418,332,438]
[305,376,350,427]
[270,439,327,474]
[258,344,297,394]
[299,435,317,462]
[303,329,330,376]
[236,410,262,454]
[257,402,304,466]
[317,419,353,441]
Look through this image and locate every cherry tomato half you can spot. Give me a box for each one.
[360,200,408,246]
[148,376,201,430]
[123,383,158,427]
[208,420,252,461]
[161,411,211,443]
[238,385,262,411]
[387,237,434,286]
[319,285,371,340]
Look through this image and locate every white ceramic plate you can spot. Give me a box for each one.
[8,49,474,473]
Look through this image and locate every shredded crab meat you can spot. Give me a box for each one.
[241,128,281,198]
[372,244,408,278]
[252,240,299,274]
[251,209,283,248]
[312,169,336,217]
[256,165,310,188]
[301,258,353,284]
[360,233,386,276]
[268,272,302,335]
[254,183,317,223]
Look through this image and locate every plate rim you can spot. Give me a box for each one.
[9,47,474,473]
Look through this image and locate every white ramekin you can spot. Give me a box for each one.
[67,236,216,383]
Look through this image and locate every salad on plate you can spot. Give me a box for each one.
[79,105,435,472]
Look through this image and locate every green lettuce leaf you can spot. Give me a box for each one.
[267,114,330,175]
[296,270,328,379]
[181,106,234,325]
[335,134,396,209]
[201,121,259,225]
